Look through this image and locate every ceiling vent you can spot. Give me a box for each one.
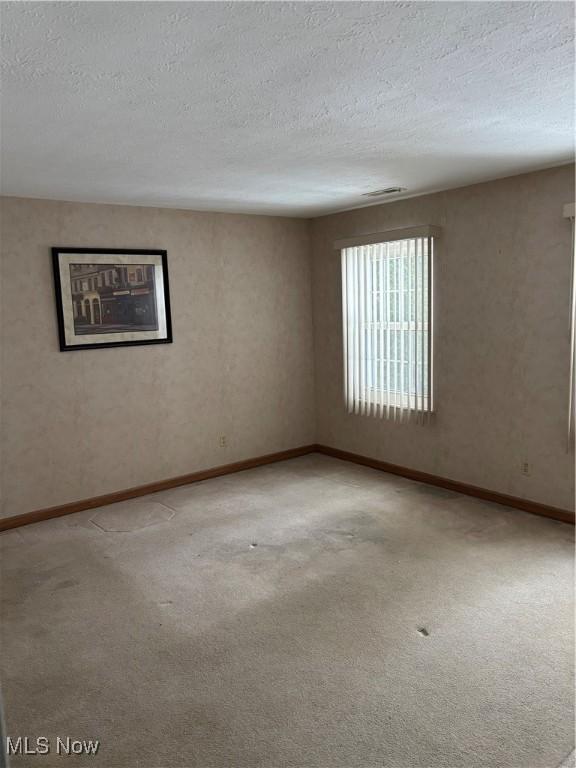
[362,187,407,197]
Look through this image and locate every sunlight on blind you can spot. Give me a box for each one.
[341,236,433,423]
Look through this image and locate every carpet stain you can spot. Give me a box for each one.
[54,579,79,590]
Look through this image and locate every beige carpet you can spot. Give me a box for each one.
[0,454,573,767]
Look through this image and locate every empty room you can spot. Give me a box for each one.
[0,1,574,767]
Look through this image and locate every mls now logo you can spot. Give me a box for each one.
[6,736,100,756]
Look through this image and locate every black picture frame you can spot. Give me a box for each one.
[52,247,173,351]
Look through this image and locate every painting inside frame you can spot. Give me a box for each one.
[69,262,159,334]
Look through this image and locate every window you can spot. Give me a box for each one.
[340,227,436,423]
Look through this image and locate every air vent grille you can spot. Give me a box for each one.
[363,187,406,197]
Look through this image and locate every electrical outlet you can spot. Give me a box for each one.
[219,435,228,448]
[520,460,531,477]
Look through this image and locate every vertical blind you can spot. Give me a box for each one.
[565,203,576,448]
[340,231,435,423]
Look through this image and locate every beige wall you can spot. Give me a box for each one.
[1,165,573,519]
[311,165,575,511]
[0,198,315,518]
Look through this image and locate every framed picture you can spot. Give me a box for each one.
[52,248,172,351]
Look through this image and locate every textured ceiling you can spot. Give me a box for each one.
[1,1,574,217]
